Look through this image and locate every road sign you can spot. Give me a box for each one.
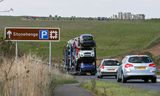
[5,27,60,42]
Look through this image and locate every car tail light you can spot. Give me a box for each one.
[125,64,133,68]
[149,63,156,67]
[100,65,104,69]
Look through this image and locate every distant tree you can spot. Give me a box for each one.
[49,14,53,21]
[55,15,58,18]
[70,16,76,20]
[54,15,58,20]
[57,16,61,20]
[54,15,62,20]
[49,14,52,18]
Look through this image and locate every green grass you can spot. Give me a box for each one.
[1,16,160,61]
[51,72,78,85]
[81,80,160,96]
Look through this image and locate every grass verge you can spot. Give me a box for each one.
[81,80,160,96]
[0,54,77,96]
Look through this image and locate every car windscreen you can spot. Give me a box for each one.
[128,56,152,63]
[83,36,93,41]
[103,60,119,66]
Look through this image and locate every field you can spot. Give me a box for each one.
[1,16,160,62]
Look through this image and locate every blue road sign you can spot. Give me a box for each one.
[39,30,49,39]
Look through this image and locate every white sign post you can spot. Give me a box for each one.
[49,42,52,72]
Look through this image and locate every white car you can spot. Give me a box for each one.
[78,50,95,58]
[117,55,157,83]
[97,59,120,78]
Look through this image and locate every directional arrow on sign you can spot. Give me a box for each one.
[7,30,12,39]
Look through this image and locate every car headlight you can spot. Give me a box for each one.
[80,54,84,57]
[91,53,94,57]
[81,63,84,68]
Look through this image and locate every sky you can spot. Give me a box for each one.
[0,0,160,18]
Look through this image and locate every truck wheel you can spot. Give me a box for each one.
[151,77,157,83]
[79,69,84,75]
[91,72,96,75]
[79,72,83,75]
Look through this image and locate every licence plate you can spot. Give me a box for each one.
[107,69,115,72]
[108,69,114,70]
[136,66,146,70]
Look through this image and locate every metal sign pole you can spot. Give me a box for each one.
[49,42,52,72]
[15,41,18,63]
[15,41,18,96]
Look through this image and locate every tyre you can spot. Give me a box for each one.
[115,75,117,79]
[151,77,157,83]
[144,79,149,83]
[122,74,127,83]
[97,72,99,78]
[117,75,121,82]
[91,73,96,75]
[79,72,83,75]
[100,75,103,79]
[79,69,84,75]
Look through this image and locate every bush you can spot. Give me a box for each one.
[0,38,15,58]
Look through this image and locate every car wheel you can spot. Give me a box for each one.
[100,75,103,79]
[122,74,127,83]
[115,75,117,79]
[151,77,157,83]
[144,79,149,83]
[117,75,121,82]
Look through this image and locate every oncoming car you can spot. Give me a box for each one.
[97,59,120,78]
[117,55,157,83]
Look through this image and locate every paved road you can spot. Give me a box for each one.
[54,76,160,96]
[54,83,93,96]
[76,75,160,91]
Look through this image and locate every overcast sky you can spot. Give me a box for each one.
[0,0,159,18]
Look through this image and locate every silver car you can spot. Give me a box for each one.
[97,59,120,78]
[117,55,157,83]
